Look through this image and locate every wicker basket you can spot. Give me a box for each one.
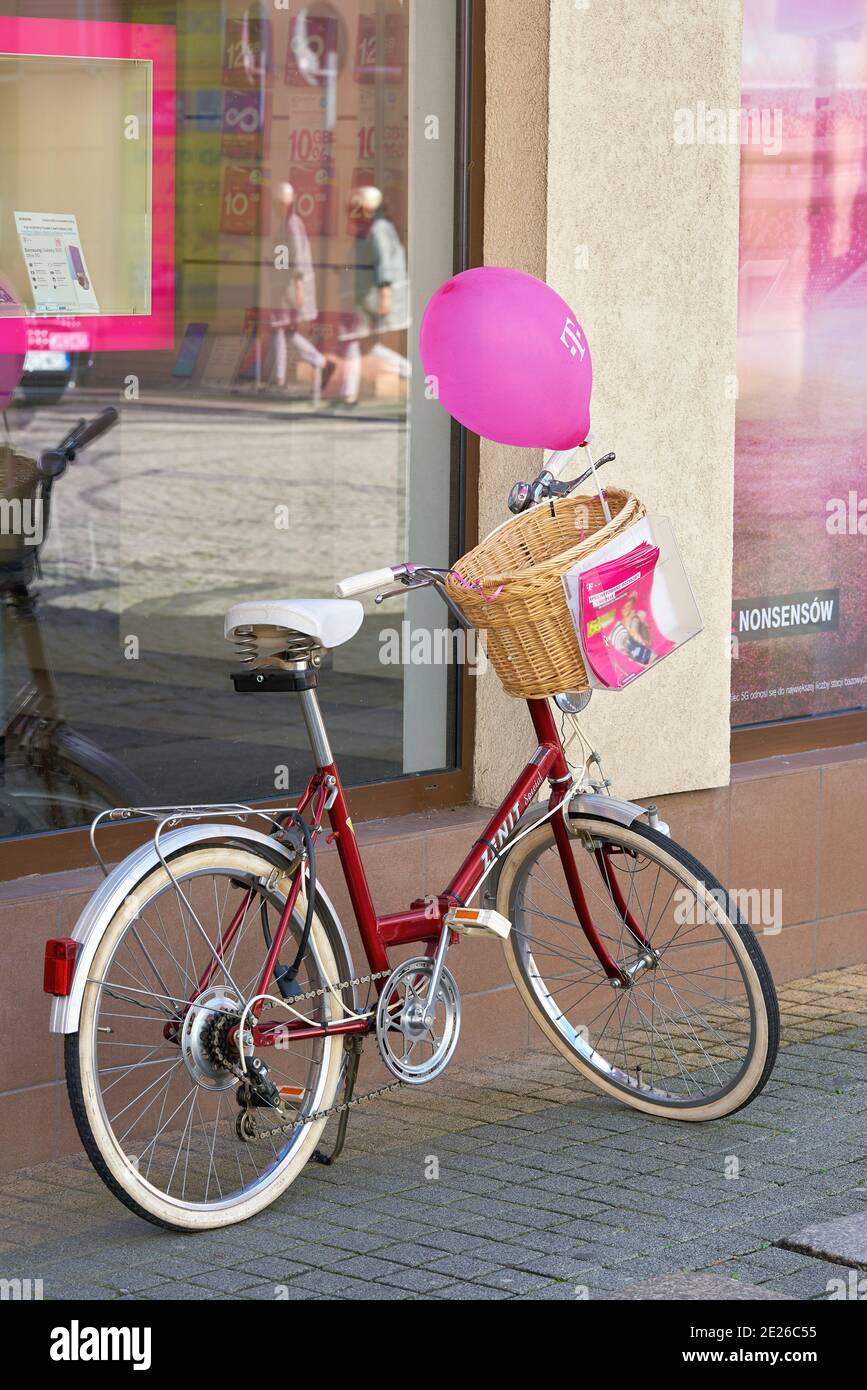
[0,446,41,567]
[446,487,646,699]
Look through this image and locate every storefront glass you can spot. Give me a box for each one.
[0,1,464,838]
[734,0,867,727]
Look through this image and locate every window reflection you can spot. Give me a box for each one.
[734,0,867,725]
[0,0,460,839]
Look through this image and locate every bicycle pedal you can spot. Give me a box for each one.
[444,907,511,940]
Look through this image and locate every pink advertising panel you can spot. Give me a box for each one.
[0,16,175,354]
[733,0,867,724]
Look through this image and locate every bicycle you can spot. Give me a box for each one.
[45,446,779,1231]
[1,409,147,834]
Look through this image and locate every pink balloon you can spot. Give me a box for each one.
[420,267,592,450]
[0,274,26,411]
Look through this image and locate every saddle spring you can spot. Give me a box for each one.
[234,625,323,669]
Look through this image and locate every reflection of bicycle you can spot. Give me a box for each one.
[47,450,778,1231]
[0,410,146,834]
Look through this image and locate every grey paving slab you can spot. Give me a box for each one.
[226,1256,310,1282]
[606,1272,792,1300]
[241,1282,329,1300]
[470,1266,550,1294]
[782,1212,867,1269]
[137,1283,219,1301]
[189,1268,267,1294]
[4,986,867,1301]
[427,1280,515,1299]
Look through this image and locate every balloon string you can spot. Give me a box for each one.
[448,570,504,603]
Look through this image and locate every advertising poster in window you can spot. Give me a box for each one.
[733,0,867,725]
[0,17,175,352]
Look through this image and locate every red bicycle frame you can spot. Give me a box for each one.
[211,697,653,1054]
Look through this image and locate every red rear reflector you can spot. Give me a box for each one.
[44,938,78,996]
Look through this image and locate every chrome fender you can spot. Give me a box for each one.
[50,825,357,1034]
[480,792,669,909]
[569,792,670,838]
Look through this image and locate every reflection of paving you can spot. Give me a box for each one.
[1,964,866,1301]
[11,400,410,615]
[2,608,404,802]
[1,399,438,804]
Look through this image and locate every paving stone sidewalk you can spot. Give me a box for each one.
[2,964,867,1301]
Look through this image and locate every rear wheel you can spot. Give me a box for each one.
[498,815,779,1120]
[66,844,345,1230]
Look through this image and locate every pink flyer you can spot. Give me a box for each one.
[578,543,676,689]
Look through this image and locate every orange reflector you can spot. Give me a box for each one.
[279,1086,305,1098]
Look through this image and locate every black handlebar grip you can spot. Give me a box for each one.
[67,407,119,453]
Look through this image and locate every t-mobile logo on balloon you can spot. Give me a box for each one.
[560,318,587,360]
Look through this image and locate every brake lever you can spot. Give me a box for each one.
[374,583,430,603]
[373,573,473,630]
[508,452,616,514]
[570,452,615,490]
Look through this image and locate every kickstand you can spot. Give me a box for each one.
[311,1036,363,1166]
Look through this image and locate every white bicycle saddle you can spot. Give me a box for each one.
[224,598,364,649]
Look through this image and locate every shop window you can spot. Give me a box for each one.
[734,0,867,729]
[0,1,468,842]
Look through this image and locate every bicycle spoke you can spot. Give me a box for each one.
[79,856,339,1218]
[510,821,767,1109]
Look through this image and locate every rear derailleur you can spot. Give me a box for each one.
[234,1055,292,1141]
[233,1037,363,1166]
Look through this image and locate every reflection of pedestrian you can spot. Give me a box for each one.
[260,182,336,398]
[339,186,411,406]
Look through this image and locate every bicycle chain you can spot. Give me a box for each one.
[246,1077,406,1141]
[226,967,406,1140]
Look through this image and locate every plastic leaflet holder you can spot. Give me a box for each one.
[560,515,703,691]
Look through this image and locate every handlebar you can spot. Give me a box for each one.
[335,567,397,599]
[546,447,579,480]
[336,442,618,609]
[65,407,119,453]
[336,563,474,631]
[38,408,119,480]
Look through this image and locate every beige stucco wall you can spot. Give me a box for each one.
[475,0,744,805]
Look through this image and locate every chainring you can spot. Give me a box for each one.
[375,956,461,1085]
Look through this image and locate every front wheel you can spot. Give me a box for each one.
[497,815,779,1120]
[66,843,346,1230]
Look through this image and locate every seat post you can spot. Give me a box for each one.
[226,618,336,768]
[297,681,333,769]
